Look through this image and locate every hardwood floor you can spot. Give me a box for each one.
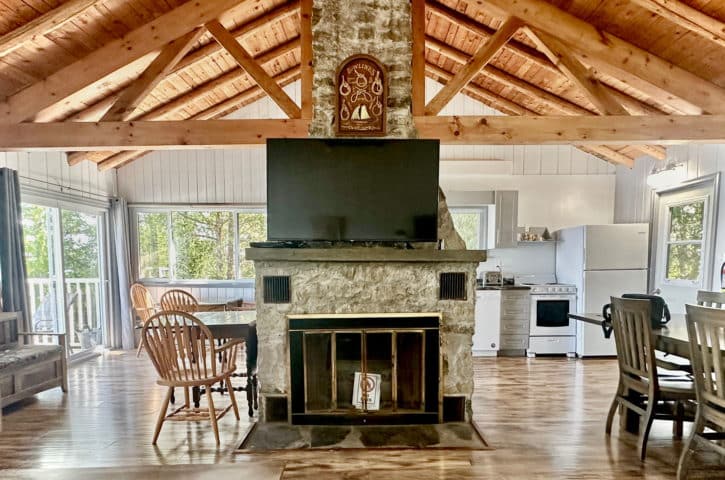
[0,352,722,478]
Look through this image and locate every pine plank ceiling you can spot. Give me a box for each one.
[0,0,724,169]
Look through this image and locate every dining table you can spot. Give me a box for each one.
[192,310,258,417]
[569,312,691,358]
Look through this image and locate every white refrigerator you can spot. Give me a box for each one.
[555,224,649,357]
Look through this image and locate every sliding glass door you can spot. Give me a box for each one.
[22,200,108,358]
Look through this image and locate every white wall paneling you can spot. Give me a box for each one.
[0,151,117,198]
[615,144,725,291]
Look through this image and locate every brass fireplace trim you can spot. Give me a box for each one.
[287,312,443,423]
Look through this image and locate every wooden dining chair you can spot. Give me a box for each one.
[142,311,242,446]
[696,290,725,308]
[677,304,725,479]
[130,283,156,357]
[160,289,198,313]
[605,297,696,460]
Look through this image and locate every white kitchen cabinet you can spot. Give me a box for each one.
[494,190,518,248]
[473,290,501,357]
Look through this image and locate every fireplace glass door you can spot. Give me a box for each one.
[289,314,440,424]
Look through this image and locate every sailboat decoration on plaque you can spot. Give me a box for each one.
[335,54,387,136]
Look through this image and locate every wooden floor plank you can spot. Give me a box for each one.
[0,353,722,478]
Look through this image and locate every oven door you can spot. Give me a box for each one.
[529,295,576,336]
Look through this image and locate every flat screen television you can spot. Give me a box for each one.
[266,138,439,242]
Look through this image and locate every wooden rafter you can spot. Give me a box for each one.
[101,29,206,122]
[0,0,99,58]
[206,19,301,119]
[425,0,675,115]
[425,17,521,115]
[523,28,665,160]
[4,115,725,152]
[411,0,427,116]
[300,0,313,120]
[475,0,725,114]
[0,0,245,124]
[580,146,634,168]
[630,0,725,48]
[36,0,301,124]
[68,38,300,166]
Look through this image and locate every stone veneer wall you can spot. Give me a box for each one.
[310,0,414,138]
[255,260,478,421]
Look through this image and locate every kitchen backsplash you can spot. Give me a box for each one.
[477,242,556,278]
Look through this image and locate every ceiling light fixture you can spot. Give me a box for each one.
[646,161,687,189]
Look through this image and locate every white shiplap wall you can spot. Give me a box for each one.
[615,144,725,289]
[0,151,117,198]
[117,81,301,204]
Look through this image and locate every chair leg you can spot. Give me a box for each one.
[183,387,190,408]
[673,401,684,438]
[638,401,656,461]
[606,383,623,435]
[677,411,704,480]
[206,387,220,446]
[152,387,173,445]
[226,376,240,420]
[136,338,144,358]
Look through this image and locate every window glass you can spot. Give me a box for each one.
[451,211,481,250]
[61,210,99,279]
[665,200,705,282]
[238,212,267,279]
[171,211,235,280]
[138,212,170,279]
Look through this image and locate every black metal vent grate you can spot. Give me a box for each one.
[263,276,291,303]
[439,272,467,300]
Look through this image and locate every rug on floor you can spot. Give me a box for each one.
[237,422,490,451]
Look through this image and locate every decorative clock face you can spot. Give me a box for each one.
[335,54,387,136]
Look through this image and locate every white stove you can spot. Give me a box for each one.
[517,277,577,358]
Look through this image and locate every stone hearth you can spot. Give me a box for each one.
[247,248,486,422]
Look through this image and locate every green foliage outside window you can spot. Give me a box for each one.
[451,212,481,250]
[61,210,99,279]
[138,212,169,279]
[22,204,53,278]
[238,213,267,279]
[665,201,704,282]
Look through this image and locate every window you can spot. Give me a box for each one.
[664,200,705,282]
[134,209,266,282]
[450,208,487,249]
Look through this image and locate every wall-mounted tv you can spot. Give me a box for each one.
[266,138,439,242]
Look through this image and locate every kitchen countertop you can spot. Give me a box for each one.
[476,285,531,291]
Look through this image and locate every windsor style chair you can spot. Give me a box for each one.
[130,283,156,357]
[142,311,241,445]
[160,289,198,313]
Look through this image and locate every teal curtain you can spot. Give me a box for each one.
[0,168,30,341]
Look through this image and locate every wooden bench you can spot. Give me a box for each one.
[0,312,68,431]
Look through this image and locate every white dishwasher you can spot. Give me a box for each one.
[473,289,501,357]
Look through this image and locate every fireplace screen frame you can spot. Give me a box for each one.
[288,313,441,425]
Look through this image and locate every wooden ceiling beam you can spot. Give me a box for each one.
[206,20,301,119]
[425,17,522,115]
[426,37,593,115]
[524,28,628,116]
[0,0,245,124]
[425,63,536,116]
[102,68,304,171]
[475,0,721,114]
[300,0,313,120]
[523,28,664,160]
[630,0,725,48]
[425,0,675,115]
[68,39,299,166]
[0,0,99,58]
[579,146,634,168]
[5,115,725,151]
[427,60,634,166]
[101,28,206,122]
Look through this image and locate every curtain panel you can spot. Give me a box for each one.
[0,168,30,340]
[107,198,134,350]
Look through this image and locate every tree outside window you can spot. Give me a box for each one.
[665,200,705,282]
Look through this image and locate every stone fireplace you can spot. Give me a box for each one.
[248,0,484,425]
[248,248,486,423]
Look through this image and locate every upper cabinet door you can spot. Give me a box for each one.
[584,224,649,271]
[495,191,518,249]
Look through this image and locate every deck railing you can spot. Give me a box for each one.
[26,277,102,349]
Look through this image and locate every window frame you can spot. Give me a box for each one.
[129,205,266,287]
[660,196,708,287]
[449,206,488,250]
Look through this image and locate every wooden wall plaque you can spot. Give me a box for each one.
[335,54,387,136]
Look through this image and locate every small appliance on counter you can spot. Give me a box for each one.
[484,270,502,287]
